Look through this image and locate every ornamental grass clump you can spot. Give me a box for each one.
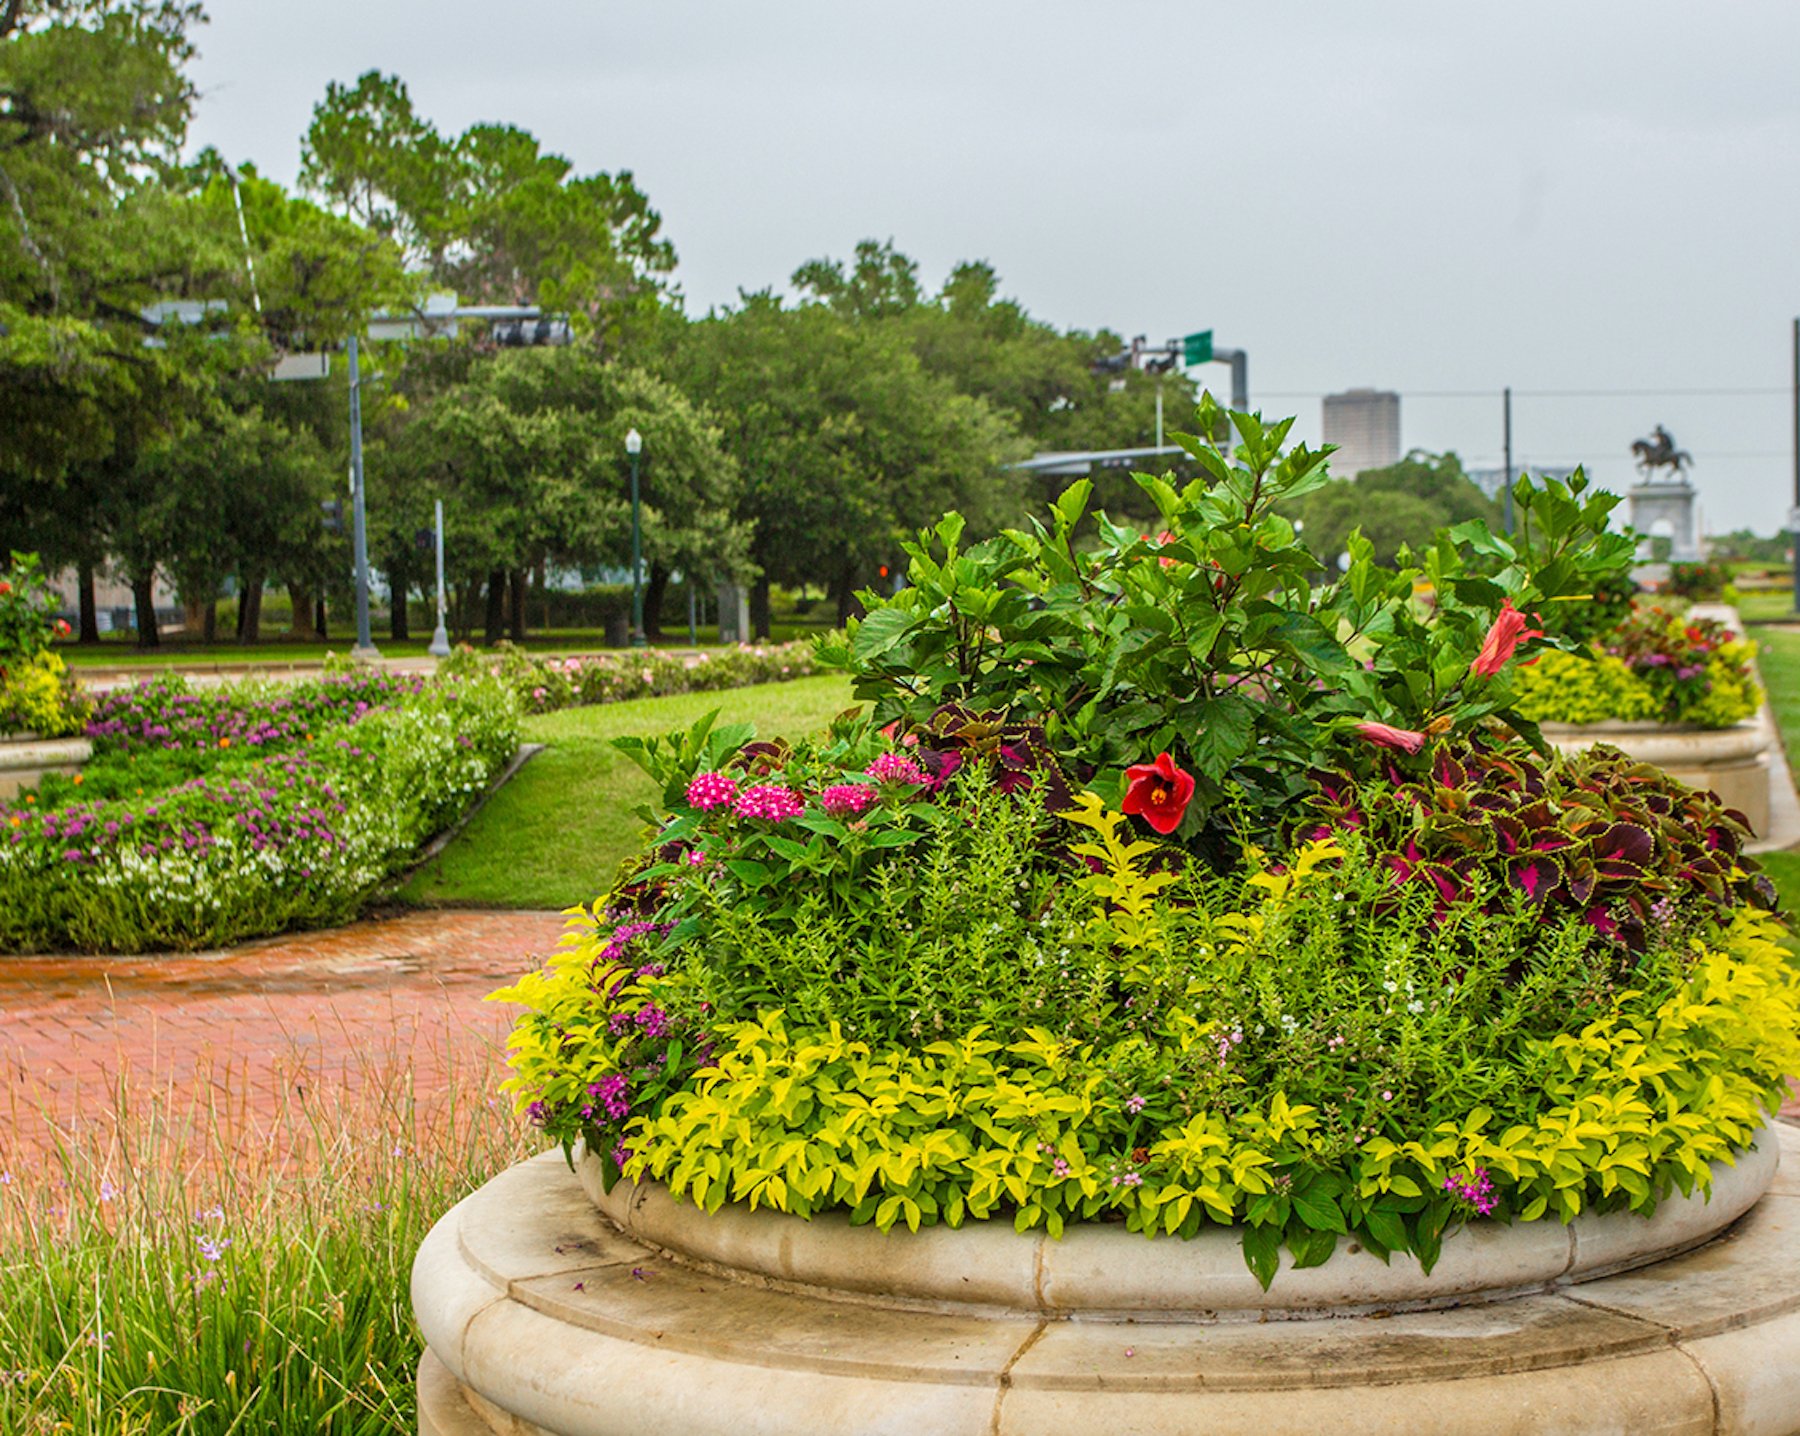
[495,404,1800,1287]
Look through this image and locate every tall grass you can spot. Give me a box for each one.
[0,1032,534,1433]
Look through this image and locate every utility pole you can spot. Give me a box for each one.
[1791,319,1800,613]
[348,335,378,661]
[1502,387,1514,535]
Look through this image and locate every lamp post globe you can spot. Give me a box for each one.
[626,428,646,648]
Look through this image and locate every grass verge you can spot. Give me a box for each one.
[399,674,858,909]
[0,1037,534,1434]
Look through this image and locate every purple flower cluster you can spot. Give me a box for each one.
[3,752,353,866]
[586,1074,631,1120]
[86,672,427,756]
[1443,1167,1497,1216]
[733,783,805,822]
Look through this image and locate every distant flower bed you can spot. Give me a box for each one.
[1513,606,1760,729]
[447,640,819,715]
[0,552,86,738]
[0,673,519,953]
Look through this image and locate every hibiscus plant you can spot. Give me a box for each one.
[820,398,1637,853]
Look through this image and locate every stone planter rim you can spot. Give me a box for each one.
[575,1122,1777,1318]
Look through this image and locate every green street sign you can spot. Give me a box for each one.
[1183,330,1214,366]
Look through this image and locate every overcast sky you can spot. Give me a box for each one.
[187,1,1800,534]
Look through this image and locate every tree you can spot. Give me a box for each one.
[301,74,675,346]
[1289,449,1503,568]
[380,346,744,642]
[670,293,1022,634]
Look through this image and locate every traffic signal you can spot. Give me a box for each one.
[321,498,344,533]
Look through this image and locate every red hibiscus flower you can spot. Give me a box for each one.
[1354,721,1427,755]
[1470,599,1543,679]
[1121,752,1195,834]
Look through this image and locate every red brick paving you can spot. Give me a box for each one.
[0,909,569,1161]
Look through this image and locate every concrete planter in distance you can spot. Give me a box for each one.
[1541,718,1771,837]
[413,1125,1800,1435]
[0,732,91,800]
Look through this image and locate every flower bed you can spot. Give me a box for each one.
[0,552,85,738]
[446,639,818,716]
[491,403,1798,1286]
[0,672,519,952]
[1513,606,1760,729]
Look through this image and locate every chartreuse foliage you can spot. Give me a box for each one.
[499,892,1797,1285]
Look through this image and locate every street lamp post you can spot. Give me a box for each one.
[347,335,379,662]
[626,428,646,647]
[428,498,451,658]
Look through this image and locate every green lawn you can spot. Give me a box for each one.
[1732,589,1799,625]
[399,674,858,909]
[1747,627,1800,916]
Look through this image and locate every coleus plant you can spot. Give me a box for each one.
[819,397,1638,857]
[1301,738,1774,952]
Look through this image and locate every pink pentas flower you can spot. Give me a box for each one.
[685,772,740,810]
[865,752,927,785]
[820,783,878,818]
[733,783,805,822]
[1354,721,1427,755]
[1470,599,1544,679]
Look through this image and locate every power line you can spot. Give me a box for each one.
[1258,387,1788,400]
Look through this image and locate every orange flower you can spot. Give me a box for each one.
[1121,752,1196,835]
[1470,600,1543,679]
[8,815,20,828]
[72,774,83,785]
[218,737,231,749]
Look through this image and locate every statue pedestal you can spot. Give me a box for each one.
[1628,478,1701,563]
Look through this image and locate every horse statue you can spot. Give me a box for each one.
[1631,424,1693,481]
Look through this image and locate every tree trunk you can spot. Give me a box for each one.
[131,575,160,648]
[202,596,217,644]
[287,582,318,640]
[644,562,670,642]
[484,569,506,645]
[507,567,526,642]
[182,594,207,637]
[238,572,263,644]
[750,576,772,641]
[316,597,328,641]
[390,565,411,643]
[835,564,866,627]
[536,556,549,631]
[76,561,99,644]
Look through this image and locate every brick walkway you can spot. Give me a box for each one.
[0,908,569,1162]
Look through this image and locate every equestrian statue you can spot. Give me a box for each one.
[1631,424,1693,481]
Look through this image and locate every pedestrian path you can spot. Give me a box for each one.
[0,908,568,1158]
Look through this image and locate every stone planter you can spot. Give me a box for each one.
[0,732,91,800]
[414,1123,1800,1434]
[1541,719,1771,837]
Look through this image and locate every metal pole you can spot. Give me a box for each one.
[429,497,450,657]
[1502,386,1514,535]
[1791,319,1800,612]
[1155,380,1164,451]
[348,335,379,660]
[1230,350,1248,411]
[629,449,646,647]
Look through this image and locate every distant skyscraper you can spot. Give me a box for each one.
[1322,388,1401,478]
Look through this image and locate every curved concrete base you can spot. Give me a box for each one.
[415,1125,1800,1435]
[1541,720,1772,838]
[0,734,90,799]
